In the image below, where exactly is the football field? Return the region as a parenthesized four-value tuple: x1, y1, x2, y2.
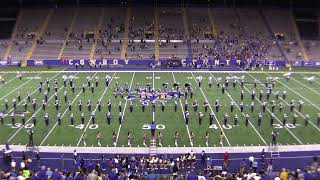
(0, 69, 320, 148)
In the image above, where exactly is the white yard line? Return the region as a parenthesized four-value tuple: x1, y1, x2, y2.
(39, 72, 86, 146)
(239, 73, 303, 145)
(76, 72, 116, 147)
(256, 72, 320, 132)
(114, 72, 135, 147)
(265, 72, 320, 112)
(3, 71, 63, 118)
(0, 75, 19, 88)
(0, 73, 42, 101)
(152, 72, 155, 122)
(7, 73, 74, 142)
(190, 72, 232, 146)
(216, 72, 268, 145)
(171, 72, 193, 147)
(290, 77, 320, 96)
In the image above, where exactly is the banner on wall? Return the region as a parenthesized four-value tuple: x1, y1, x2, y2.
(0, 58, 318, 68)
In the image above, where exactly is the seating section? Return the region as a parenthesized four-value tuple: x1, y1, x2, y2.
(126, 8, 155, 59)
(264, 9, 303, 61)
(2, 7, 319, 62)
(9, 9, 49, 60)
(94, 7, 126, 59)
(31, 8, 75, 60)
(62, 7, 101, 59)
(158, 8, 188, 59)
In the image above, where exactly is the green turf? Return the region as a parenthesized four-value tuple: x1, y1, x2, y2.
(0, 70, 319, 148)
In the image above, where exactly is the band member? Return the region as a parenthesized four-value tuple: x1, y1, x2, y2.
(143, 131, 147, 147)
(258, 113, 262, 127)
(271, 131, 278, 146)
(44, 113, 49, 126)
(250, 102, 254, 113)
(158, 131, 163, 147)
(317, 113, 320, 127)
(209, 112, 214, 125)
(174, 131, 179, 147)
(193, 100, 198, 112)
(83, 132, 87, 146)
(119, 102, 122, 112)
(28, 128, 34, 146)
(70, 113, 74, 125)
(161, 101, 165, 112)
(112, 131, 117, 146)
(198, 112, 203, 125)
(174, 101, 177, 112)
(91, 112, 96, 124)
(118, 112, 122, 124)
(32, 114, 36, 126)
(0, 112, 4, 125)
(96, 131, 101, 147)
(185, 111, 190, 125)
(81, 112, 85, 124)
(230, 101, 234, 113)
(127, 131, 132, 147)
(298, 101, 304, 112)
(305, 114, 309, 126)
(282, 114, 288, 126)
(215, 100, 220, 112)
(190, 131, 194, 147)
(219, 132, 224, 146)
(57, 113, 62, 126)
(205, 131, 209, 147)
(97, 100, 101, 112)
(234, 114, 238, 126)
(290, 100, 295, 112)
(282, 91, 287, 100)
(129, 101, 133, 112)
(270, 113, 275, 126)
(184, 100, 188, 111)
(78, 100, 82, 111)
(240, 102, 244, 112)
(224, 113, 229, 126)
(106, 111, 111, 125)
(203, 101, 209, 112)
(10, 113, 15, 126)
(245, 114, 250, 127)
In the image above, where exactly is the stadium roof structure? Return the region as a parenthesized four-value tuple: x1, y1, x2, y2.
(0, 0, 319, 8)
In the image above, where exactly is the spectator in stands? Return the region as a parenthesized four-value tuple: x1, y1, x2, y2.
(280, 168, 288, 180)
(223, 151, 229, 170)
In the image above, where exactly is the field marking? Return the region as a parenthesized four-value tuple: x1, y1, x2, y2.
(3, 71, 64, 118)
(265, 72, 320, 112)
(298, 72, 320, 86)
(215, 72, 268, 145)
(246, 72, 320, 132)
(0, 74, 20, 88)
(190, 72, 231, 146)
(115, 72, 135, 147)
(152, 72, 155, 122)
(39, 72, 88, 146)
(238, 73, 303, 145)
(0, 73, 42, 101)
(76, 72, 116, 147)
(7, 73, 76, 142)
(259, 72, 320, 132)
(171, 72, 192, 147)
(290, 77, 320, 96)
(2, 70, 320, 74)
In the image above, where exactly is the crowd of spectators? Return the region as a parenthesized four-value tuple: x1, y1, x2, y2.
(1, 148, 319, 180)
